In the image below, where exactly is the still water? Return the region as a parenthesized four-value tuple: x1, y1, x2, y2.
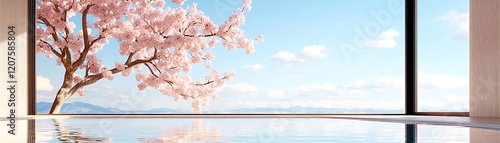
(29, 118, 500, 143)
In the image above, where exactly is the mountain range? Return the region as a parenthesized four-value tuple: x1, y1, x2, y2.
(36, 102, 188, 114)
(36, 102, 402, 114)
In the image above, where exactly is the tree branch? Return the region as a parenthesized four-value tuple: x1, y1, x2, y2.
(144, 63, 160, 78)
(183, 33, 217, 38)
(62, 46, 72, 66)
(62, 4, 73, 41)
(183, 23, 193, 34)
(195, 76, 228, 86)
(69, 48, 158, 95)
(42, 0, 75, 66)
(89, 28, 107, 47)
(40, 40, 63, 58)
(149, 61, 162, 73)
(188, 51, 208, 60)
(39, 18, 61, 43)
(123, 52, 135, 65)
(143, 18, 157, 34)
(72, 4, 94, 69)
(36, 20, 45, 25)
(84, 65, 90, 78)
(49, 0, 61, 12)
(123, 48, 157, 70)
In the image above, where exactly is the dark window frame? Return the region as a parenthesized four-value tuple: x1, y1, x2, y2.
(27, 0, 468, 117)
(411, 0, 469, 117)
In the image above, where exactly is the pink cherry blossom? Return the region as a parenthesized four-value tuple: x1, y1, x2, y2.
(205, 61, 212, 68)
(115, 62, 126, 70)
(101, 67, 114, 80)
(73, 74, 83, 84)
(171, 0, 185, 6)
(242, 0, 252, 12)
(77, 89, 85, 96)
(256, 35, 264, 43)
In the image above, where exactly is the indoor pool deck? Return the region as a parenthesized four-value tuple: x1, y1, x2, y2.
(10, 115, 500, 129)
(331, 115, 500, 130)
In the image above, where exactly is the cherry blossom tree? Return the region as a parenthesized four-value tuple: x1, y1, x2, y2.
(36, 0, 263, 114)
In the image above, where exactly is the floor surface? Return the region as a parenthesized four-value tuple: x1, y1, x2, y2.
(7, 115, 497, 129)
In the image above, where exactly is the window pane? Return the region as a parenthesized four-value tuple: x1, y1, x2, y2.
(36, 0, 405, 114)
(417, 0, 469, 112)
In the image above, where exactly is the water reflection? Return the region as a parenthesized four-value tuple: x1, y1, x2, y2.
(405, 124, 416, 143)
(52, 118, 112, 143)
(137, 119, 221, 143)
(470, 128, 500, 143)
(28, 118, 500, 142)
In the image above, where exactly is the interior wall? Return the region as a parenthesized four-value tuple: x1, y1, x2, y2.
(1, 0, 32, 141)
(0, 0, 29, 119)
(470, 0, 500, 117)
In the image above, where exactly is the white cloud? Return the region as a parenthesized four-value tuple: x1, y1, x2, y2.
(271, 51, 305, 66)
(295, 76, 406, 98)
(104, 85, 112, 89)
(361, 29, 400, 48)
(418, 72, 468, 89)
(353, 73, 466, 90)
(209, 76, 412, 111)
(218, 82, 259, 96)
(242, 64, 265, 71)
(351, 77, 404, 92)
(271, 45, 329, 66)
(267, 89, 286, 99)
(296, 82, 365, 98)
(372, 76, 405, 88)
(36, 94, 55, 102)
(301, 45, 327, 59)
(446, 95, 469, 105)
(228, 99, 403, 110)
(436, 10, 469, 39)
(419, 96, 469, 112)
(37, 76, 54, 91)
(213, 73, 467, 111)
(354, 80, 367, 87)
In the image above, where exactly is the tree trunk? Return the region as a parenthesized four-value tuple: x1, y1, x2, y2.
(48, 91, 68, 114)
(49, 70, 75, 114)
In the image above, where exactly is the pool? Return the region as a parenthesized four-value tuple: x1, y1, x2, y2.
(16, 118, 500, 142)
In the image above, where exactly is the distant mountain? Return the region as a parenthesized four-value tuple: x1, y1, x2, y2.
(36, 102, 189, 114)
(37, 102, 402, 114)
(205, 106, 402, 114)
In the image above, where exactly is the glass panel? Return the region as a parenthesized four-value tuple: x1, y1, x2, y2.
(417, 0, 469, 112)
(35, 0, 405, 114)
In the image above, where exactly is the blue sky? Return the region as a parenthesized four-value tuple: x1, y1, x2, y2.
(36, 0, 469, 113)
(417, 0, 469, 111)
